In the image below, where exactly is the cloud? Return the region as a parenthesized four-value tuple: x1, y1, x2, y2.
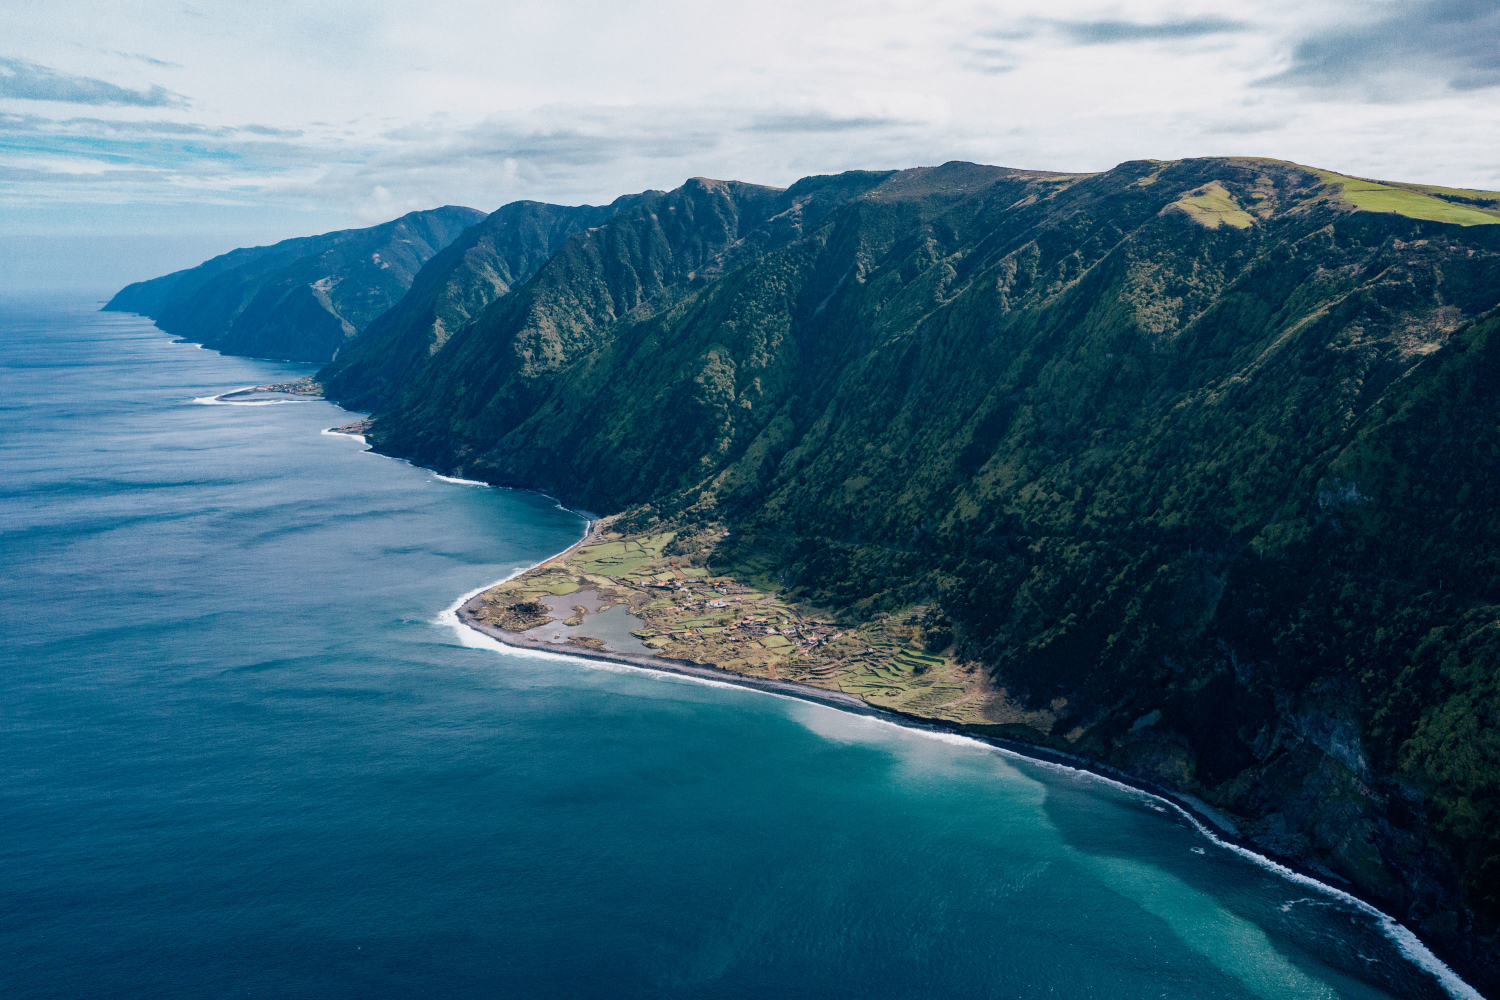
(1203, 117, 1291, 135)
(1052, 16, 1252, 45)
(109, 51, 182, 70)
(242, 124, 303, 137)
(73, 46, 184, 70)
(280, 101, 973, 223)
(957, 14, 1249, 72)
(955, 36, 1019, 75)
(1260, 0, 1500, 94)
(4, 0, 1500, 240)
(0, 113, 299, 138)
(367, 107, 733, 186)
(743, 112, 905, 133)
(0, 112, 334, 214)
(0, 58, 186, 107)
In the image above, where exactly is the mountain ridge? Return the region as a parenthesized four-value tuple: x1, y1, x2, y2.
(104, 205, 487, 361)
(319, 191, 664, 409)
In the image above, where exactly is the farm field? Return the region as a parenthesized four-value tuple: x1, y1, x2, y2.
(470, 520, 1046, 730)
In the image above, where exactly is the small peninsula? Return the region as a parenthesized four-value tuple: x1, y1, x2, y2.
(461, 518, 1021, 726)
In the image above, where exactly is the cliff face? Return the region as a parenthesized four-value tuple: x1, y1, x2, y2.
(355, 171, 895, 464)
(332, 157, 1500, 985)
(104, 206, 486, 361)
(319, 193, 659, 409)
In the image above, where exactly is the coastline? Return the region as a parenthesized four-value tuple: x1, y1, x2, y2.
(459, 598, 874, 713)
(302, 369, 1487, 1000)
(195, 377, 324, 407)
(450, 536, 1487, 1000)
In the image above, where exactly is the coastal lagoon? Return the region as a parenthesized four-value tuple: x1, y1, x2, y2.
(0, 296, 1472, 999)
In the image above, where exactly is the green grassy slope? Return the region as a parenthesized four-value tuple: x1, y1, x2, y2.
(1319, 170, 1500, 226)
(337, 155, 1500, 983)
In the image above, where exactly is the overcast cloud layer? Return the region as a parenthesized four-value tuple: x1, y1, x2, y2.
(3, 0, 1499, 255)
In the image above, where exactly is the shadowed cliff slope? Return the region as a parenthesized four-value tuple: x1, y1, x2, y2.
(104, 206, 485, 361)
(360, 169, 937, 465)
(335, 157, 1500, 985)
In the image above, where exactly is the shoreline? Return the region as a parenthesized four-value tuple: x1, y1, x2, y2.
(460, 598, 876, 713)
(453, 594, 1272, 834)
(451, 544, 1486, 1000)
(195, 378, 323, 407)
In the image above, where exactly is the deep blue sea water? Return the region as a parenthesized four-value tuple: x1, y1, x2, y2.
(0, 296, 1477, 999)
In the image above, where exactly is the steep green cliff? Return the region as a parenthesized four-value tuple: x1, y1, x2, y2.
(104, 206, 486, 361)
(331, 157, 1500, 983)
(320, 193, 657, 409)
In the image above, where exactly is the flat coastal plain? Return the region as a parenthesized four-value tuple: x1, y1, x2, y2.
(460, 520, 1072, 738)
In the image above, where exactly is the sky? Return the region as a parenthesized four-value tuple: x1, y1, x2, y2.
(3, 0, 1498, 290)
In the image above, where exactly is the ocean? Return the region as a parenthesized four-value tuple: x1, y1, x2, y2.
(0, 295, 1475, 999)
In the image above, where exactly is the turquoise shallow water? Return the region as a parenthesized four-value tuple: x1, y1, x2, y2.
(0, 296, 1470, 999)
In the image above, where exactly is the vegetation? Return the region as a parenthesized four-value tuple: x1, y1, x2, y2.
(1171, 181, 1256, 229)
(476, 520, 986, 714)
(1316, 169, 1500, 226)
(320, 193, 655, 408)
(104, 206, 486, 361)
(116, 154, 1500, 982)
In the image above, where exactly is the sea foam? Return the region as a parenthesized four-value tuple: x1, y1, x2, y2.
(320, 427, 369, 447)
(192, 387, 310, 406)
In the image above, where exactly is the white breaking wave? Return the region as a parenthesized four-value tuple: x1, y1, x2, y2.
(320, 427, 369, 447)
(192, 387, 312, 406)
(192, 387, 255, 405)
(1160, 801, 1483, 1000)
(437, 571, 527, 649)
(436, 573, 775, 698)
(942, 738, 1483, 1000)
(433, 473, 489, 487)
